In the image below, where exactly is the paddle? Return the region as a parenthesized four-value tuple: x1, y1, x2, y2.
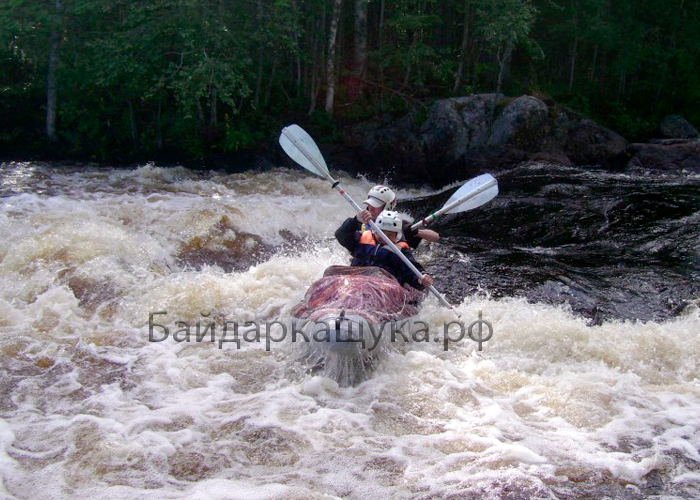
(279, 124, 453, 309)
(411, 174, 498, 231)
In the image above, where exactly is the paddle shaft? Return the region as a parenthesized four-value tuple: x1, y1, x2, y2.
(411, 178, 498, 231)
(281, 128, 453, 309)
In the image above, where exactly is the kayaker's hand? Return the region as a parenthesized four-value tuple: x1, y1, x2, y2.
(358, 210, 372, 224)
(419, 274, 433, 287)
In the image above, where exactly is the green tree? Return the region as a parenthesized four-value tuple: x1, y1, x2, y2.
(475, 0, 539, 119)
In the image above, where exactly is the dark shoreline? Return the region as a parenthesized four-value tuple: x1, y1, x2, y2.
(5, 95, 698, 189)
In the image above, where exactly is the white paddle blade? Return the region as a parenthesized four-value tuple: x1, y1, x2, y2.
(279, 124, 329, 178)
(445, 174, 499, 214)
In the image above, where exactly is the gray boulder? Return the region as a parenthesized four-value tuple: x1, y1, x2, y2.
(456, 93, 501, 149)
(488, 95, 549, 148)
(565, 117, 628, 166)
(659, 114, 699, 139)
(418, 93, 504, 163)
(418, 97, 469, 164)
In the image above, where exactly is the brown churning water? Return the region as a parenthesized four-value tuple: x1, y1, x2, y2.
(0, 162, 699, 499)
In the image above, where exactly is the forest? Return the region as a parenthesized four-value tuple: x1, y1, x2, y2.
(1, 0, 698, 162)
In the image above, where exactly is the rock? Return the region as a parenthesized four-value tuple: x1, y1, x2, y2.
(319, 143, 364, 176)
(659, 114, 699, 139)
(625, 140, 700, 172)
(565, 117, 628, 166)
(417, 94, 516, 184)
(459, 145, 529, 176)
(649, 138, 698, 145)
(340, 94, 630, 185)
(418, 97, 470, 164)
(456, 94, 502, 149)
(531, 150, 573, 165)
(343, 113, 423, 181)
(418, 94, 505, 162)
(488, 95, 549, 148)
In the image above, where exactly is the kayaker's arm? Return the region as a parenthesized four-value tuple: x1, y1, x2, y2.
(402, 220, 440, 249)
(416, 228, 440, 242)
(335, 216, 362, 253)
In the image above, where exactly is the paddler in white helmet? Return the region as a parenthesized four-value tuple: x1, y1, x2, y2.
(350, 210, 434, 290)
(335, 184, 439, 253)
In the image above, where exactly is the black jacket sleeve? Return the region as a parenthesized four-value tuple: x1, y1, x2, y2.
(397, 248, 426, 289)
(402, 220, 422, 249)
(335, 216, 362, 253)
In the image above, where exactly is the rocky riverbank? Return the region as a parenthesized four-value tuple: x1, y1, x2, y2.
(316, 94, 700, 186)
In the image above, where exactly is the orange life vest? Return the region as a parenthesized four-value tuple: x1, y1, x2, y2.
(358, 230, 409, 249)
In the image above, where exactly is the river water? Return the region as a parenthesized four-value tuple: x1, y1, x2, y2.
(0, 161, 699, 499)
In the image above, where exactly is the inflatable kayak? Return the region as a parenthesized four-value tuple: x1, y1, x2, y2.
(290, 265, 424, 386)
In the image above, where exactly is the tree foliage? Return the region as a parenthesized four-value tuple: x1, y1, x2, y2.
(0, 0, 698, 159)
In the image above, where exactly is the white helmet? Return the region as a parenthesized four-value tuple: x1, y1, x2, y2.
(363, 185, 396, 210)
(374, 210, 403, 238)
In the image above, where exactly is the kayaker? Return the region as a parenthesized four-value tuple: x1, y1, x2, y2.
(335, 185, 440, 253)
(351, 210, 434, 290)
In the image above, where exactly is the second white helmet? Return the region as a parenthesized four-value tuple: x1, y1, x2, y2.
(374, 210, 403, 237)
(364, 185, 396, 210)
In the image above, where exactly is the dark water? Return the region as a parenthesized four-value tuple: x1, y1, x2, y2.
(404, 163, 700, 324)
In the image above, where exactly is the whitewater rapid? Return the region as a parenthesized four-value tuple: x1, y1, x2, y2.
(0, 163, 699, 499)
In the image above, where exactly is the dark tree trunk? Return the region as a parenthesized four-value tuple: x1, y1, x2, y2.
(569, 37, 578, 90)
(46, 0, 60, 142)
(127, 99, 139, 150)
(209, 86, 218, 142)
(353, 0, 368, 77)
(453, 0, 470, 94)
(325, 0, 343, 114)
